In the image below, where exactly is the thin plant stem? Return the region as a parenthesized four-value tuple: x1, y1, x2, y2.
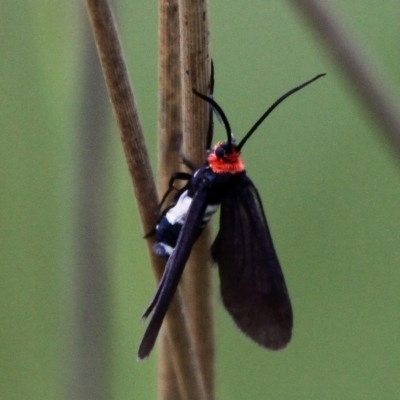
(157, 0, 184, 398)
(288, 0, 400, 160)
(179, 0, 214, 398)
(84, 0, 207, 398)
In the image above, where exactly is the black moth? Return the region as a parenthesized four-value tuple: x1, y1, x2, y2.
(138, 73, 325, 359)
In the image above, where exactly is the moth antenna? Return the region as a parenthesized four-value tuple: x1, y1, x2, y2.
(193, 89, 233, 150)
(237, 73, 326, 151)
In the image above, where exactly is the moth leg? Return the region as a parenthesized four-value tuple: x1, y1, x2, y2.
(144, 172, 192, 238)
(158, 172, 192, 210)
(179, 152, 197, 172)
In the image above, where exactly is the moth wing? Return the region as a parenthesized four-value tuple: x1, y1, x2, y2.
(138, 179, 210, 359)
(211, 175, 293, 350)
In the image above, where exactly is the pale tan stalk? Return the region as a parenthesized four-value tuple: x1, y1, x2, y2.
(178, 0, 214, 398)
(84, 1, 207, 398)
(289, 0, 400, 158)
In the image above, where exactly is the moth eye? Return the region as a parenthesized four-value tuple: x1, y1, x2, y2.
(215, 147, 225, 158)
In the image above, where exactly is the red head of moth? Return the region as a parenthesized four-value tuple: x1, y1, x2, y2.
(208, 141, 245, 174)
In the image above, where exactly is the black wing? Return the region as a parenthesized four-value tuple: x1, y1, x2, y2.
(138, 179, 210, 359)
(211, 174, 292, 350)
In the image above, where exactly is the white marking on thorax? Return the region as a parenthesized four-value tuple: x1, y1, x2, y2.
(165, 190, 193, 225)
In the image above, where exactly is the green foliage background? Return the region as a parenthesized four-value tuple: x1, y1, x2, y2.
(1, 1, 400, 399)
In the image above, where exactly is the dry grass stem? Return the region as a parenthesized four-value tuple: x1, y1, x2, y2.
(179, 0, 214, 398)
(84, 0, 207, 398)
(289, 0, 400, 159)
(158, 0, 183, 394)
(157, 0, 196, 398)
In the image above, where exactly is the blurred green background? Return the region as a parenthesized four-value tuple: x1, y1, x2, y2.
(1, 1, 400, 399)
